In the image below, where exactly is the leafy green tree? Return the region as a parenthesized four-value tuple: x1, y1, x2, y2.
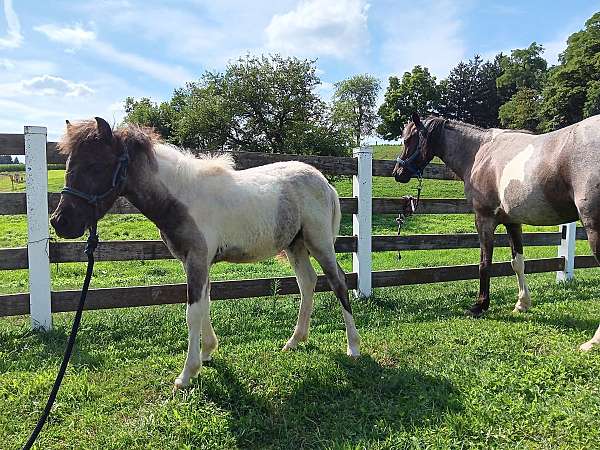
(332, 74, 381, 146)
(439, 55, 503, 127)
(124, 97, 175, 141)
(496, 43, 547, 94)
(377, 66, 440, 140)
(539, 12, 600, 130)
(124, 55, 351, 156)
(498, 87, 542, 130)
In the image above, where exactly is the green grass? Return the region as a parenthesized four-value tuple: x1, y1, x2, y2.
(1, 147, 599, 448)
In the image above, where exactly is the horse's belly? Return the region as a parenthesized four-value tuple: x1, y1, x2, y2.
(500, 184, 575, 225)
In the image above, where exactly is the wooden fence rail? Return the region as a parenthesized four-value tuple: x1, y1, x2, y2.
(0, 134, 458, 179)
(0, 257, 568, 317)
(0, 231, 589, 270)
(0, 193, 474, 215)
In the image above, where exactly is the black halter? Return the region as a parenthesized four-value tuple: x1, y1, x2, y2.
(61, 147, 130, 206)
(396, 122, 428, 178)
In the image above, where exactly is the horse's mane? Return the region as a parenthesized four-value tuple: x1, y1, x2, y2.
(58, 121, 159, 162)
(58, 121, 234, 171)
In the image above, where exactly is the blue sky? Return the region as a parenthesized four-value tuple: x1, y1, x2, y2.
(0, 0, 597, 140)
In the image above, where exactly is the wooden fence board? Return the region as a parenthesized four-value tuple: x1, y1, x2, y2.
(2, 133, 461, 179)
(0, 232, 570, 270)
(0, 257, 566, 317)
(574, 255, 597, 269)
(371, 257, 564, 288)
(0, 194, 476, 215)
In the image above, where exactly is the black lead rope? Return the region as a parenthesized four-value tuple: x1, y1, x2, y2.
(396, 176, 423, 260)
(23, 224, 99, 450)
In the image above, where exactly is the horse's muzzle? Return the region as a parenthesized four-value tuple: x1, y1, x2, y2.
(50, 202, 88, 239)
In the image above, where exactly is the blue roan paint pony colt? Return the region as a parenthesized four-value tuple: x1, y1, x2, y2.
(50, 117, 361, 389)
(394, 112, 600, 352)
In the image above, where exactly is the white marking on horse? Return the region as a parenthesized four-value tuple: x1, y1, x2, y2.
(499, 144, 535, 208)
(511, 253, 531, 312)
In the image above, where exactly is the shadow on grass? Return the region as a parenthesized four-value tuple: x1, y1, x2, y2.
(201, 354, 460, 448)
(0, 325, 106, 372)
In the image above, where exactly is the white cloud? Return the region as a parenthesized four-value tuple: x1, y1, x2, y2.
(376, 0, 466, 79)
(4, 75, 95, 97)
(33, 24, 96, 49)
(35, 23, 192, 85)
(265, 0, 370, 59)
(0, 0, 23, 49)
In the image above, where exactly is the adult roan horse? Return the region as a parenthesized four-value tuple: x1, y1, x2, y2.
(394, 112, 600, 352)
(50, 117, 360, 389)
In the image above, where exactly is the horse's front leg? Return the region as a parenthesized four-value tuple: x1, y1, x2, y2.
(467, 214, 497, 317)
(174, 255, 211, 390)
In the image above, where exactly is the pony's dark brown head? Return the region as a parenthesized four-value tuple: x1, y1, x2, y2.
(50, 117, 125, 238)
(393, 112, 443, 183)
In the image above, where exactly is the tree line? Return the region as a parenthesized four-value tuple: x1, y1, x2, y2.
(125, 11, 600, 155)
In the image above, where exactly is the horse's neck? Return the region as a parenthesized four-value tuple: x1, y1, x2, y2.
(123, 147, 187, 232)
(435, 123, 488, 181)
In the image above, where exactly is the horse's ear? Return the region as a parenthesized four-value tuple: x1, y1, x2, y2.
(411, 112, 421, 127)
(65, 120, 72, 132)
(95, 117, 113, 143)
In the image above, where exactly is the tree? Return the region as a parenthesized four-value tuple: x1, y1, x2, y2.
(498, 87, 542, 130)
(439, 55, 504, 128)
(124, 97, 175, 141)
(496, 43, 547, 94)
(539, 12, 600, 131)
(0, 155, 14, 164)
(377, 66, 440, 140)
(331, 74, 380, 146)
(124, 55, 351, 156)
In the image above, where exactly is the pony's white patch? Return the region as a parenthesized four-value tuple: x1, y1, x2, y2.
(491, 129, 503, 141)
(499, 144, 536, 207)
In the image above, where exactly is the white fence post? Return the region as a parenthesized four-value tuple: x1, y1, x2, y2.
(557, 222, 576, 282)
(25, 126, 52, 330)
(352, 145, 372, 298)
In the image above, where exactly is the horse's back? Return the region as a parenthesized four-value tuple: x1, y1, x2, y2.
(471, 117, 600, 225)
(204, 160, 338, 262)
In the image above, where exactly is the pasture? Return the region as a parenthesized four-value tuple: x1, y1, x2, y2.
(1, 146, 599, 448)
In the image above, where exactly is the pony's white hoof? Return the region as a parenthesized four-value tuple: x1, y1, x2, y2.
(201, 353, 212, 362)
(512, 302, 530, 313)
(347, 347, 360, 358)
(282, 339, 298, 351)
(579, 340, 597, 352)
(173, 377, 188, 392)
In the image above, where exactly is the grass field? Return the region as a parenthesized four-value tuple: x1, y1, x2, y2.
(1, 147, 599, 449)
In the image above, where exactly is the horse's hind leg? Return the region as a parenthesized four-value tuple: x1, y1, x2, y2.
(304, 239, 360, 357)
(578, 223, 600, 351)
(283, 240, 317, 351)
(506, 223, 532, 313)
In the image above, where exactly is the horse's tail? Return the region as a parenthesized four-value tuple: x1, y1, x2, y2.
(329, 185, 342, 244)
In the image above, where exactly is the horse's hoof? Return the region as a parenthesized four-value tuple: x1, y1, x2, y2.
(282, 340, 297, 351)
(347, 347, 360, 358)
(579, 341, 596, 352)
(173, 379, 186, 393)
(465, 304, 487, 318)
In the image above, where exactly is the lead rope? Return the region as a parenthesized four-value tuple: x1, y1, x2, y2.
(23, 223, 99, 450)
(396, 176, 423, 260)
